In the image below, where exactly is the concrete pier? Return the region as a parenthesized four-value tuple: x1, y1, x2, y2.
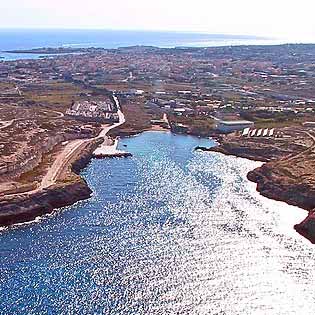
(93, 94, 131, 158)
(93, 139, 132, 158)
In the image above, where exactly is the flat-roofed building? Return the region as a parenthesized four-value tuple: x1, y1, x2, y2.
(263, 128, 269, 137)
(303, 122, 315, 127)
(216, 120, 254, 133)
(242, 127, 250, 136)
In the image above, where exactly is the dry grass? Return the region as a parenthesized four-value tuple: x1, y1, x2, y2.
(170, 115, 216, 136)
(23, 82, 91, 111)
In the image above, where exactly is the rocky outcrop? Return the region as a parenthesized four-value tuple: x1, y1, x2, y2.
(294, 212, 315, 244)
(0, 138, 102, 227)
(247, 164, 315, 210)
(203, 141, 301, 163)
(0, 133, 92, 183)
(0, 181, 92, 226)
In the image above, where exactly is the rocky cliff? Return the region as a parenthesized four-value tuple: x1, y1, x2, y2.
(0, 181, 92, 226)
(200, 131, 315, 244)
(247, 164, 315, 210)
(294, 212, 315, 244)
(0, 138, 102, 227)
(247, 161, 315, 244)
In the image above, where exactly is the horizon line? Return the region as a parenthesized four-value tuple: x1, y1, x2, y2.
(0, 27, 274, 40)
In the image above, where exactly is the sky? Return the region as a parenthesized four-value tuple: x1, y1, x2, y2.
(1, 0, 315, 41)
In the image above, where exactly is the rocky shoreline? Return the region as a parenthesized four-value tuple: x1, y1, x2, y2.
(0, 139, 100, 228)
(246, 164, 315, 211)
(199, 142, 315, 209)
(0, 127, 190, 228)
(0, 125, 149, 228)
(0, 181, 92, 226)
(3, 127, 315, 245)
(247, 163, 315, 244)
(197, 136, 315, 244)
(294, 212, 315, 244)
(195, 145, 269, 162)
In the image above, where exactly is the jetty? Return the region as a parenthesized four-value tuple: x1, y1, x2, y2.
(93, 139, 132, 158)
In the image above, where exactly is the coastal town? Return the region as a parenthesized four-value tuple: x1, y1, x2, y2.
(1, 44, 315, 241)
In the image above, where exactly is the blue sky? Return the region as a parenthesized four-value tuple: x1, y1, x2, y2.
(1, 0, 315, 41)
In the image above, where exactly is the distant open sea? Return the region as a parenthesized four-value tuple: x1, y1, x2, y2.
(0, 29, 286, 61)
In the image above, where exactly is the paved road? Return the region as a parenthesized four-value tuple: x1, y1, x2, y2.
(41, 94, 125, 189)
(97, 95, 125, 138)
(40, 139, 85, 188)
(5, 94, 125, 196)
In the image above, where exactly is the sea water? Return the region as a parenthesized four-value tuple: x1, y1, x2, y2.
(0, 132, 314, 315)
(0, 29, 284, 61)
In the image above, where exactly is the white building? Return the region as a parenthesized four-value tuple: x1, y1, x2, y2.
(216, 120, 254, 133)
(263, 128, 269, 137)
(242, 127, 250, 136)
(129, 89, 144, 96)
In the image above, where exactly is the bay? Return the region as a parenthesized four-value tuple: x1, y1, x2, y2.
(0, 131, 313, 315)
(0, 29, 283, 61)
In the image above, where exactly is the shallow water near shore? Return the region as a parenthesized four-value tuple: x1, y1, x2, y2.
(0, 131, 314, 314)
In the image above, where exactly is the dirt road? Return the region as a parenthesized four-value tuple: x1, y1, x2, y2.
(4, 94, 125, 196)
(41, 94, 125, 189)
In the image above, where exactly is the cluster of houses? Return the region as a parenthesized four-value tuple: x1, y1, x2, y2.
(66, 100, 119, 123)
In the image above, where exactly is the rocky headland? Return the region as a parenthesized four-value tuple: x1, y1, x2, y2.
(199, 128, 315, 243)
(0, 181, 92, 226)
(0, 139, 101, 227)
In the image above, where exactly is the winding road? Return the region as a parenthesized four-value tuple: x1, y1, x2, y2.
(41, 94, 125, 189)
(6, 94, 125, 196)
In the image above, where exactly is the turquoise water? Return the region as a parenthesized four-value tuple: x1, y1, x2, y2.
(0, 132, 314, 314)
(0, 29, 282, 61)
